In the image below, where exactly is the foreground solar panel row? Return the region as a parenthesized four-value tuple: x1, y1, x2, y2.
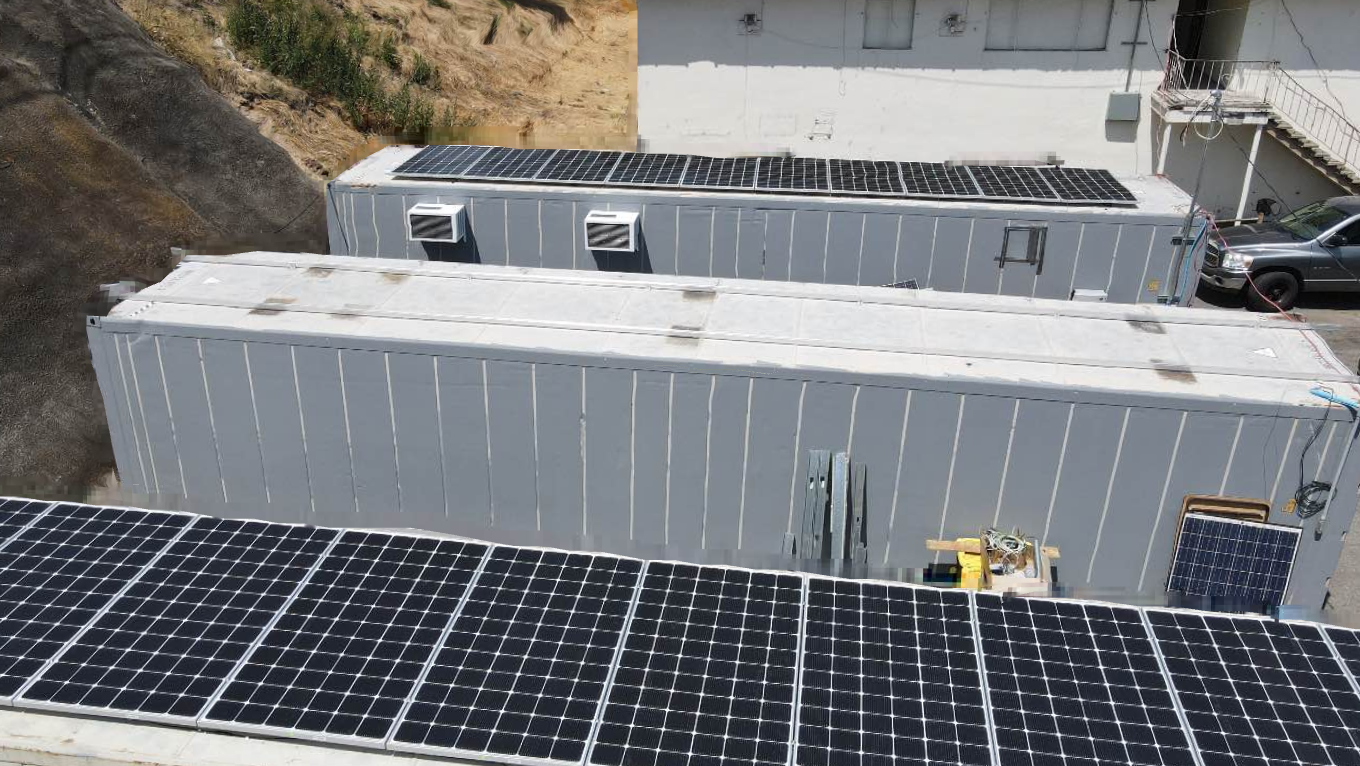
(392, 145, 1138, 206)
(1, 497, 1359, 766)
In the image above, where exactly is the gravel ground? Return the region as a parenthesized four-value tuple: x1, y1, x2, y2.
(1195, 284, 1360, 625)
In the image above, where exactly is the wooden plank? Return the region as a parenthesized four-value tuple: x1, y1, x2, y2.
(830, 452, 849, 561)
(800, 450, 831, 559)
(850, 462, 867, 563)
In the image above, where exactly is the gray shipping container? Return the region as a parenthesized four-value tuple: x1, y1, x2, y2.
(328, 146, 1198, 304)
(88, 253, 1360, 608)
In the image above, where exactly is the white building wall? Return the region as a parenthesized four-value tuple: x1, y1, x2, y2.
(638, 0, 1176, 173)
(1230, 0, 1360, 117)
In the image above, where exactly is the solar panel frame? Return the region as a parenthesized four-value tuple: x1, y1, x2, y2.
(898, 162, 982, 198)
(535, 150, 627, 185)
(796, 576, 993, 766)
(0, 505, 197, 703)
(388, 546, 644, 766)
(1038, 167, 1137, 205)
(680, 156, 761, 191)
(199, 531, 490, 749)
(755, 157, 831, 193)
(587, 562, 805, 766)
(1166, 513, 1300, 610)
(825, 159, 905, 196)
(393, 145, 497, 178)
(967, 165, 1062, 202)
(1147, 608, 1360, 766)
(977, 594, 1199, 766)
(14, 519, 342, 727)
(0, 497, 56, 551)
(607, 153, 692, 187)
(460, 148, 561, 181)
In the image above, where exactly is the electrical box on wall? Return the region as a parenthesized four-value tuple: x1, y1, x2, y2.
(406, 203, 466, 243)
(1107, 92, 1142, 122)
(584, 211, 639, 252)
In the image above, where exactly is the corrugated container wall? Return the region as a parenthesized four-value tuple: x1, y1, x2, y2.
(328, 147, 1198, 304)
(88, 254, 1360, 609)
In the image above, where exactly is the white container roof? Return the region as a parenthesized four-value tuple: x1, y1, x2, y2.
(110, 253, 1358, 409)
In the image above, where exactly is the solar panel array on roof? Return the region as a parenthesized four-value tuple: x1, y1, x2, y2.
(5, 497, 1360, 766)
(1167, 514, 1301, 610)
(391, 146, 1137, 206)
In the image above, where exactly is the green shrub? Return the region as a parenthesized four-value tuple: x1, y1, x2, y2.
(227, 0, 438, 136)
(410, 52, 440, 88)
(428, 0, 451, 8)
(378, 33, 400, 70)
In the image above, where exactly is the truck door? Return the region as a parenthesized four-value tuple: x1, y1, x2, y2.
(1312, 216, 1360, 292)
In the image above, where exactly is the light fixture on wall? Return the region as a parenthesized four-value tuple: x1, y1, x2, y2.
(939, 11, 967, 36)
(739, 12, 762, 35)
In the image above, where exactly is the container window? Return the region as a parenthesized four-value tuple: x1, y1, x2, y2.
(998, 225, 1047, 273)
(985, 0, 1113, 51)
(863, 0, 915, 50)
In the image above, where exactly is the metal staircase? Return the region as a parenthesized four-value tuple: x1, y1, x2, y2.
(1155, 53, 1360, 195)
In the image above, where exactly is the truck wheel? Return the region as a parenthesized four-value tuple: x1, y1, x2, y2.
(1246, 271, 1300, 312)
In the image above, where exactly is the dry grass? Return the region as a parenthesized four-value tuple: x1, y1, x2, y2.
(117, 0, 635, 179)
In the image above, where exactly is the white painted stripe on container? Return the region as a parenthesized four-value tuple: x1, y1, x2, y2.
(1269, 420, 1300, 508)
(1219, 415, 1246, 495)
(241, 343, 271, 504)
(432, 357, 449, 519)
(481, 359, 496, 525)
(1067, 224, 1088, 299)
(571, 201, 579, 271)
(881, 390, 913, 566)
(855, 214, 868, 286)
(153, 337, 190, 498)
(1315, 421, 1342, 482)
(114, 335, 150, 492)
(370, 194, 380, 257)
(933, 395, 968, 564)
(925, 217, 939, 287)
(845, 386, 862, 456)
(708, 207, 717, 277)
(384, 354, 404, 514)
(336, 350, 360, 515)
(890, 215, 904, 284)
(503, 199, 511, 265)
(197, 339, 229, 503)
(819, 211, 832, 283)
(1102, 225, 1125, 294)
(579, 367, 589, 535)
(1041, 403, 1077, 542)
(1134, 225, 1160, 304)
(1138, 411, 1187, 591)
(537, 200, 544, 267)
(784, 382, 809, 537)
(399, 194, 409, 259)
(673, 207, 681, 275)
(289, 346, 317, 518)
(663, 373, 675, 545)
(1086, 408, 1132, 583)
(700, 375, 716, 550)
(992, 400, 1022, 526)
(786, 212, 797, 281)
(959, 220, 976, 292)
(736, 378, 755, 547)
(530, 363, 542, 531)
(629, 371, 638, 540)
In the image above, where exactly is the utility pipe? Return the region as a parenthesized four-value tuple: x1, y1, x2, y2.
(1309, 387, 1360, 539)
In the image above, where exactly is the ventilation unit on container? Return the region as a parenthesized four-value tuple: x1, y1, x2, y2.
(584, 211, 639, 252)
(406, 203, 466, 243)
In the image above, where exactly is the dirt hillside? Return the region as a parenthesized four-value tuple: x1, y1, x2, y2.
(119, 0, 637, 179)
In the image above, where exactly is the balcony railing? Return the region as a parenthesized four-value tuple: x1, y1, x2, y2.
(1159, 51, 1360, 177)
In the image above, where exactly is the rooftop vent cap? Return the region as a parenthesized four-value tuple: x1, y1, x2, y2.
(584, 211, 640, 253)
(407, 203, 466, 243)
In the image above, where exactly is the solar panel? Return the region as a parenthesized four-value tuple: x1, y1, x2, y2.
(1167, 514, 1300, 610)
(681, 156, 760, 190)
(969, 165, 1060, 200)
(826, 159, 904, 195)
(1324, 626, 1360, 682)
(391, 547, 642, 763)
(1148, 610, 1360, 766)
(392, 145, 495, 177)
(1039, 167, 1137, 204)
(609, 153, 690, 186)
(798, 578, 990, 766)
(462, 147, 559, 180)
(588, 563, 803, 766)
(0, 498, 51, 548)
(898, 162, 981, 197)
(201, 532, 487, 745)
(17, 519, 339, 723)
(756, 157, 830, 192)
(977, 595, 1196, 766)
(0, 504, 192, 700)
(537, 150, 626, 184)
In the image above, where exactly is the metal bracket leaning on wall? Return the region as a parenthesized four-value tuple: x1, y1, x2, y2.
(784, 450, 868, 566)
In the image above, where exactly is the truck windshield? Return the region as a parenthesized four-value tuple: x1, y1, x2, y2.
(1277, 201, 1349, 240)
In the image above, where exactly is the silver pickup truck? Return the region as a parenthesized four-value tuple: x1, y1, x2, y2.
(1199, 196, 1360, 311)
